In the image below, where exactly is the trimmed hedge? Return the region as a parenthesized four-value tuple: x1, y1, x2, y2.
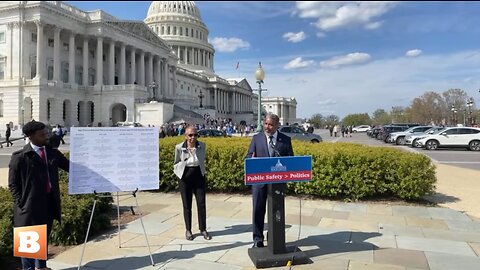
(160, 137, 436, 201)
(0, 170, 113, 263)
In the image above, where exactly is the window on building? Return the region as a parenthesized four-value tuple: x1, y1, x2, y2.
(31, 33, 37, 42)
(76, 46, 82, 56)
(48, 38, 54, 47)
(47, 59, 53, 80)
(0, 31, 5, 43)
(63, 101, 66, 121)
(30, 55, 36, 79)
(179, 27, 183, 35)
(90, 102, 95, 123)
(62, 62, 68, 83)
(196, 30, 198, 39)
(185, 28, 188, 36)
(88, 68, 95, 85)
(0, 57, 5, 80)
(167, 26, 171, 35)
(161, 26, 164, 35)
(191, 29, 194, 37)
(75, 66, 82, 85)
(47, 100, 51, 121)
(63, 42, 69, 51)
(89, 50, 95, 59)
(173, 26, 176, 35)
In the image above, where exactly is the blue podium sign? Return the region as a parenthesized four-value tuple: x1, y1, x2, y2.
(244, 156, 312, 185)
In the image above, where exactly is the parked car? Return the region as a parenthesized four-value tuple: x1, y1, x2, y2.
(197, 129, 224, 137)
(113, 122, 143, 127)
(377, 125, 409, 142)
(352, 125, 371, 133)
(405, 127, 446, 147)
(417, 127, 480, 151)
(278, 126, 322, 143)
(388, 126, 434, 145)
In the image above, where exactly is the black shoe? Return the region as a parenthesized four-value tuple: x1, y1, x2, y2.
(252, 241, 264, 248)
(185, 230, 194, 241)
(201, 230, 211, 240)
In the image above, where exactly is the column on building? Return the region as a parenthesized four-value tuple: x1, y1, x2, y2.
(282, 102, 287, 124)
(214, 88, 218, 111)
(95, 37, 103, 87)
(119, 43, 126, 84)
(177, 47, 181, 64)
(82, 38, 89, 86)
(108, 40, 115, 85)
(53, 27, 61, 81)
(171, 65, 177, 97)
(6, 23, 12, 79)
(139, 51, 145, 86)
(202, 50, 205, 67)
(68, 32, 75, 84)
(206, 52, 210, 68)
(35, 21, 45, 80)
(130, 48, 136, 84)
(148, 53, 154, 85)
(184, 46, 188, 65)
(232, 92, 236, 114)
(161, 59, 167, 97)
(155, 55, 163, 98)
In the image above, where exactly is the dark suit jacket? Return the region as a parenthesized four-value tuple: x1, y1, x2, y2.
(9, 144, 69, 227)
(246, 131, 294, 158)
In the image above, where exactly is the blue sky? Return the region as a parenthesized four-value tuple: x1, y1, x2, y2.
(68, 1, 480, 119)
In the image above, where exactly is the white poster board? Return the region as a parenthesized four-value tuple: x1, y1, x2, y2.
(68, 127, 160, 194)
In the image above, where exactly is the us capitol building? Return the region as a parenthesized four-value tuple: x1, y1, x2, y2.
(0, 1, 298, 128)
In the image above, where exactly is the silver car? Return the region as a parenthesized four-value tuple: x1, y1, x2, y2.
(278, 126, 322, 143)
(405, 127, 446, 147)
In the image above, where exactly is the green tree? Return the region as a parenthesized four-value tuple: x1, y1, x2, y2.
(372, 109, 391, 125)
(308, 113, 324, 128)
(342, 113, 371, 127)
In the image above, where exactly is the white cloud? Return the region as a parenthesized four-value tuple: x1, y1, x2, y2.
(282, 31, 307, 43)
(316, 32, 326, 38)
(294, 2, 397, 31)
(317, 98, 337, 106)
(320, 52, 371, 68)
(263, 49, 480, 119)
(405, 49, 422, 57)
(284, 57, 315, 70)
(210, 37, 250, 52)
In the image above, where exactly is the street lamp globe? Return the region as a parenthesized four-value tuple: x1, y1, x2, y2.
(255, 62, 265, 83)
(255, 62, 265, 132)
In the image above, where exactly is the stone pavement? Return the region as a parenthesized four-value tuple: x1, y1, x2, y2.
(1, 134, 479, 269)
(45, 192, 480, 270)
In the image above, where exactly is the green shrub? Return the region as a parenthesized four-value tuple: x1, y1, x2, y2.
(50, 180, 113, 245)
(0, 188, 13, 262)
(160, 137, 436, 200)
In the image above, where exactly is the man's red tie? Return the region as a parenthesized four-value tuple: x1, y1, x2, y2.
(39, 148, 51, 193)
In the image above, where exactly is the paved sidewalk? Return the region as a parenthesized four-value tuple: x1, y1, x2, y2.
(45, 192, 480, 270)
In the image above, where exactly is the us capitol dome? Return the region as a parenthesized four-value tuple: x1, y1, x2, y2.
(144, 1, 215, 74)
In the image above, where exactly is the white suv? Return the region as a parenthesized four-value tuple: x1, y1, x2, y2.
(352, 125, 371, 133)
(417, 127, 480, 151)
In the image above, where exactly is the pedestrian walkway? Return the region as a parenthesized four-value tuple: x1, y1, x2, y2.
(47, 192, 480, 270)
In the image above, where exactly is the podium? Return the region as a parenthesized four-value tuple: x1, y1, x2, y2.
(245, 156, 313, 268)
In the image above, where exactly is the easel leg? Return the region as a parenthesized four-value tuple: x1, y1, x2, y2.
(133, 192, 155, 266)
(78, 199, 97, 270)
(117, 192, 121, 248)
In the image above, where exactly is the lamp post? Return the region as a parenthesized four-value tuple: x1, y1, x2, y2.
(148, 81, 158, 102)
(255, 62, 266, 132)
(198, 90, 205, 109)
(467, 98, 474, 126)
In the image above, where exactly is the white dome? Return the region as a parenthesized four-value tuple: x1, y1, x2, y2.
(146, 1, 202, 21)
(145, 1, 215, 74)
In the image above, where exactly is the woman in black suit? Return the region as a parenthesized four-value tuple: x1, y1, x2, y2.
(174, 125, 211, 241)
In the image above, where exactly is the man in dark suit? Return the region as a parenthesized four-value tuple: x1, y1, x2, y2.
(5, 123, 13, 147)
(9, 121, 69, 270)
(246, 113, 294, 248)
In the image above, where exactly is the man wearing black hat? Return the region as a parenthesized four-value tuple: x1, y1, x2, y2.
(8, 121, 69, 270)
